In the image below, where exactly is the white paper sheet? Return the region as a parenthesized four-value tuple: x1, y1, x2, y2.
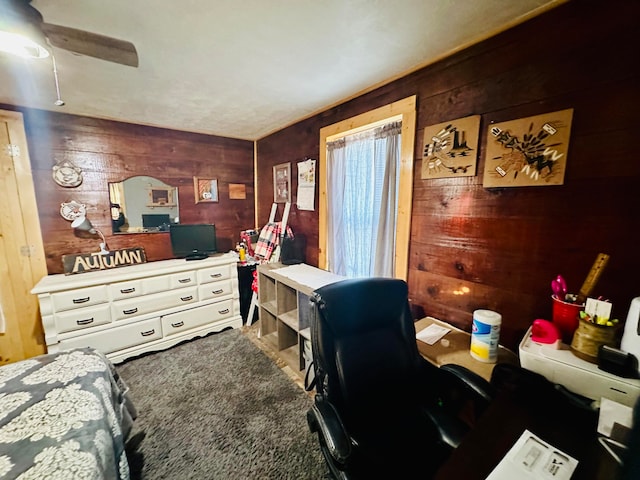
(597, 397, 633, 439)
(416, 323, 450, 345)
(296, 159, 316, 211)
(486, 430, 578, 480)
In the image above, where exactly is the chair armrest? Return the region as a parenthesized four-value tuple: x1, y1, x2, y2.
(307, 398, 352, 464)
(440, 363, 494, 405)
(423, 406, 470, 449)
(419, 362, 495, 448)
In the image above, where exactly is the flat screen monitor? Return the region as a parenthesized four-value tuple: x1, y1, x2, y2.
(169, 224, 217, 260)
(142, 214, 171, 228)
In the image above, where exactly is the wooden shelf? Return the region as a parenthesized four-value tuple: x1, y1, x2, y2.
(299, 327, 311, 340)
(259, 307, 277, 336)
(262, 300, 277, 316)
(261, 331, 278, 351)
(257, 263, 344, 380)
(280, 311, 299, 331)
(280, 345, 300, 371)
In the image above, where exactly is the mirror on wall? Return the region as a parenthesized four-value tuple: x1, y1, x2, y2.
(108, 176, 179, 234)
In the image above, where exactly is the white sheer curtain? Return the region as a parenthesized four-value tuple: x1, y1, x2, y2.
(326, 121, 401, 278)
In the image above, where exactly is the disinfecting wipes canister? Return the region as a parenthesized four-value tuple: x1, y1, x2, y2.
(470, 309, 502, 363)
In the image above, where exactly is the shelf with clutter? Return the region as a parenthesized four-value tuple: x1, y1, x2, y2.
(521, 252, 640, 407)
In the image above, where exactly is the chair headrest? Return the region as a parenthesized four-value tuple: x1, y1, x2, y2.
(312, 278, 410, 336)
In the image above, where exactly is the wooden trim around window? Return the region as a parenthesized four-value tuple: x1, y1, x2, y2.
(318, 95, 416, 280)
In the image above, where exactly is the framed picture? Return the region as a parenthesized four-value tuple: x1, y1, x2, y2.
(194, 177, 219, 203)
(147, 186, 176, 206)
(273, 162, 291, 203)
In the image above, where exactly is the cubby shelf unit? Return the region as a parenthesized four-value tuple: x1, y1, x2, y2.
(257, 263, 344, 378)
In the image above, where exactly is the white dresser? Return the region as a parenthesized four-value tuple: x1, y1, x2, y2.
(31, 252, 242, 363)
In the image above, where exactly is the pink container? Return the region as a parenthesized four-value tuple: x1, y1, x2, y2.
(551, 295, 585, 344)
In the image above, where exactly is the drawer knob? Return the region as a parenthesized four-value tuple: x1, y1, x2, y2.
(218, 308, 230, 314)
(180, 295, 194, 302)
(140, 329, 155, 337)
(178, 278, 192, 284)
(120, 288, 136, 294)
(210, 273, 222, 278)
(73, 297, 90, 304)
(123, 308, 138, 315)
(171, 321, 184, 328)
(212, 289, 223, 294)
(76, 318, 94, 325)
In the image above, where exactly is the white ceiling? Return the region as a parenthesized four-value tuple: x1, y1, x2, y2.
(0, 0, 564, 140)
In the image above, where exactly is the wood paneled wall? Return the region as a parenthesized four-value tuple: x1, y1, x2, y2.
(7, 108, 255, 274)
(256, 0, 640, 350)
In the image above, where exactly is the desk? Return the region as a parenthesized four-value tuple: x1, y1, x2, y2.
(434, 381, 621, 480)
(417, 317, 622, 479)
(415, 316, 519, 381)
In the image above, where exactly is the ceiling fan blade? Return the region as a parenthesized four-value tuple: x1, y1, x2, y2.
(41, 22, 139, 67)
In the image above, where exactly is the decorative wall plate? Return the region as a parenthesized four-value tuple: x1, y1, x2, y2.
(60, 201, 87, 221)
(52, 159, 83, 187)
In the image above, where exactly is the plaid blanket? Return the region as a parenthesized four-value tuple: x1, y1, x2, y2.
(253, 222, 293, 261)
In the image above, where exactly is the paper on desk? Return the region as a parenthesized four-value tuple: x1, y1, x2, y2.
(486, 430, 577, 480)
(416, 324, 450, 345)
(598, 397, 633, 441)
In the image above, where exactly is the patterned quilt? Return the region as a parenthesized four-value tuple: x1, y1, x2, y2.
(0, 348, 136, 479)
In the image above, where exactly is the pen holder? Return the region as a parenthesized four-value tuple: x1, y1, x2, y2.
(551, 295, 584, 344)
(570, 317, 619, 363)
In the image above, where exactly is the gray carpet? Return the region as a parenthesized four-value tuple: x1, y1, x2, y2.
(116, 329, 330, 479)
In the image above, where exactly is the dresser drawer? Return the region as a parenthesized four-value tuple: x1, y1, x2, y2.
(56, 304, 111, 334)
(162, 300, 233, 336)
(58, 318, 162, 355)
(109, 279, 143, 300)
(170, 271, 196, 289)
(111, 286, 198, 321)
(142, 275, 171, 295)
(198, 280, 232, 301)
(51, 285, 109, 312)
(197, 265, 230, 284)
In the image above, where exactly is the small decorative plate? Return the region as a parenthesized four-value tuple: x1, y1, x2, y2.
(52, 160, 83, 187)
(60, 201, 87, 221)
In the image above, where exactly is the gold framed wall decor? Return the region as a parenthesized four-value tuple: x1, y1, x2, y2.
(273, 162, 291, 203)
(483, 108, 574, 188)
(194, 177, 219, 203)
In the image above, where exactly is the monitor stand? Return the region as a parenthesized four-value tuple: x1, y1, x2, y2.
(185, 252, 209, 261)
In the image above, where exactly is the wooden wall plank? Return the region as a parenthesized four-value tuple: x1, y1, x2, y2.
(256, 0, 640, 350)
(2, 107, 255, 274)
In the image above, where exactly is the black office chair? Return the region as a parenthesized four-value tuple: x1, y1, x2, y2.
(306, 278, 494, 479)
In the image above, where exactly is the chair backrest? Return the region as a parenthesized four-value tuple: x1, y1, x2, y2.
(310, 278, 424, 427)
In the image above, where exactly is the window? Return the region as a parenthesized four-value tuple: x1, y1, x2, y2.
(319, 96, 416, 279)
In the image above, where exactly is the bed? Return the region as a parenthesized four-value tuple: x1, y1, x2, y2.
(0, 348, 136, 479)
